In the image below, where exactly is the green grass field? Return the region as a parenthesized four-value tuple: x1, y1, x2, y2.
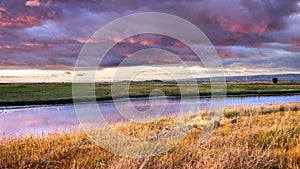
(0, 82, 300, 106)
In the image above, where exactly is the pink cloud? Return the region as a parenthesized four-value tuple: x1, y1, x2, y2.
(25, 0, 41, 7)
(0, 0, 299, 70)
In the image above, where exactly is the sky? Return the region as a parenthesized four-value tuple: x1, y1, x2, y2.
(0, 0, 300, 82)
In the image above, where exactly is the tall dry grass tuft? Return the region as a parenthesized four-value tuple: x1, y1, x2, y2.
(0, 102, 300, 168)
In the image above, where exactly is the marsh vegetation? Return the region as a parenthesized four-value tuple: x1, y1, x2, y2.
(1, 103, 299, 168)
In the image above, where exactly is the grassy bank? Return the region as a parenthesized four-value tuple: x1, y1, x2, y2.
(0, 82, 300, 106)
(1, 103, 300, 168)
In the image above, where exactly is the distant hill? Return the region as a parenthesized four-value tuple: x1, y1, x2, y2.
(195, 74, 300, 82)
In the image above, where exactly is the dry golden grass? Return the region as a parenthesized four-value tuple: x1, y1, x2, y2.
(0, 103, 300, 169)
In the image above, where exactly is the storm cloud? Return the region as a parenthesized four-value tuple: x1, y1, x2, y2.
(0, 0, 299, 72)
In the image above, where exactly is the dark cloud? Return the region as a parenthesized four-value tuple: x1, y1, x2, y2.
(0, 0, 299, 71)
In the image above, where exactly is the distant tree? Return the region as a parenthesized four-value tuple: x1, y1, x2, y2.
(272, 77, 278, 84)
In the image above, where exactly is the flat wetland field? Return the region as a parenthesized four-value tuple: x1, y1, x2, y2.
(0, 82, 300, 106)
(0, 103, 299, 168)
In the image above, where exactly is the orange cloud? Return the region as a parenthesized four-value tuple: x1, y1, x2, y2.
(21, 42, 45, 47)
(0, 15, 40, 28)
(25, 0, 41, 7)
(220, 19, 267, 35)
(140, 39, 155, 46)
(76, 38, 88, 44)
(218, 51, 243, 59)
(0, 45, 13, 49)
(125, 37, 155, 46)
